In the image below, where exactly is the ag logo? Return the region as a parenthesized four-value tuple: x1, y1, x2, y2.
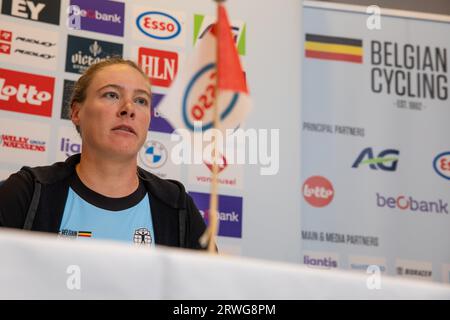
(183, 63, 238, 131)
(433, 151, 450, 180)
(352, 148, 399, 171)
(139, 140, 168, 169)
(136, 11, 181, 40)
(133, 228, 152, 246)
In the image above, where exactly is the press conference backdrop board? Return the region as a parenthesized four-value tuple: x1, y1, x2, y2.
(0, 0, 302, 262)
(301, 2, 450, 283)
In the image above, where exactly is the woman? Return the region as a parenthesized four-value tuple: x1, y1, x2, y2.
(0, 58, 207, 250)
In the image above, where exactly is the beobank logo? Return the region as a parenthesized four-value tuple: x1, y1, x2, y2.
(376, 193, 448, 214)
(0, 68, 54, 117)
(433, 152, 450, 181)
(302, 176, 334, 208)
(136, 11, 181, 40)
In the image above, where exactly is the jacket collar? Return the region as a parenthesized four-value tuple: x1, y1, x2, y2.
(22, 153, 183, 209)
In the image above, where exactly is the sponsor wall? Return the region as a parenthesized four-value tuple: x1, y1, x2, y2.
(301, 3, 450, 283)
(0, 0, 302, 261)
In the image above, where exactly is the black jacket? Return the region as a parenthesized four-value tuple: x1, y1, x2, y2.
(0, 154, 207, 250)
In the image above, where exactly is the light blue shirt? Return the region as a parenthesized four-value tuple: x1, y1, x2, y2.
(59, 177, 155, 247)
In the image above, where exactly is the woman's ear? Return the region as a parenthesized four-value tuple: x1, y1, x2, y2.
(71, 102, 81, 126)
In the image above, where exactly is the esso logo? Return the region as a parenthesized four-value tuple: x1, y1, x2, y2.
(302, 176, 334, 208)
(183, 63, 238, 131)
(136, 11, 181, 40)
(433, 152, 450, 180)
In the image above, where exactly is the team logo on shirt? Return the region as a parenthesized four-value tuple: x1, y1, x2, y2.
(133, 227, 152, 246)
(58, 229, 92, 238)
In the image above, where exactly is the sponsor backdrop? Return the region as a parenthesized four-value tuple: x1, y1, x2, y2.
(301, 4, 450, 283)
(0, 0, 302, 262)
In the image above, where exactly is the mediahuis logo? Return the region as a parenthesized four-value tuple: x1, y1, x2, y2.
(0, 134, 46, 152)
(189, 192, 243, 238)
(376, 193, 448, 215)
(65, 35, 123, 74)
(138, 47, 178, 88)
(305, 33, 363, 63)
(370, 39, 448, 109)
(1, 0, 60, 25)
(69, 0, 124, 37)
(302, 176, 334, 208)
(433, 151, 450, 181)
(134, 7, 185, 47)
(0, 68, 54, 117)
(139, 140, 168, 170)
(193, 14, 246, 55)
(352, 147, 399, 171)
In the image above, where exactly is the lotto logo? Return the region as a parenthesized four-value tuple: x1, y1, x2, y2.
(0, 68, 54, 117)
(302, 176, 334, 208)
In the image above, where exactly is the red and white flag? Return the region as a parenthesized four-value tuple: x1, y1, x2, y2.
(157, 4, 251, 133)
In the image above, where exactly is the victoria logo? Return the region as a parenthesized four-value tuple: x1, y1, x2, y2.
(139, 140, 168, 169)
(433, 152, 450, 181)
(302, 176, 334, 208)
(352, 147, 399, 171)
(136, 11, 181, 40)
(183, 63, 239, 131)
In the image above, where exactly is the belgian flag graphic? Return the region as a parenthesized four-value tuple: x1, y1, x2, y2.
(305, 34, 363, 63)
(78, 231, 92, 238)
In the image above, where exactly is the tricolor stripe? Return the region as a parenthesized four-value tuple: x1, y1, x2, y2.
(305, 34, 363, 63)
(78, 231, 92, 237)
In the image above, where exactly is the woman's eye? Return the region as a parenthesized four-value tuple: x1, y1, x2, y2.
(104, 92, 119, 99)
(135, 97, 149, 106)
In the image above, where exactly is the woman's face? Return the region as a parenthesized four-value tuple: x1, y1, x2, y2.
(72, 64, 151, 161)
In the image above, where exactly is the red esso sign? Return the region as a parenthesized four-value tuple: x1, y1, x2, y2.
(137, 12, 181, 40)
(0, 68, 54, 117)
(302, 176, 334, 208)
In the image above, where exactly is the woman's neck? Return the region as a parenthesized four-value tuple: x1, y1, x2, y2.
(76, 152, 139, 198)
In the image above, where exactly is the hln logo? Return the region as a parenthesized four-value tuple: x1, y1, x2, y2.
(138, 47, 178, 88)
(352, 147, 399, 171)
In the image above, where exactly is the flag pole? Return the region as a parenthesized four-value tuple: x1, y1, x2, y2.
(201, 0, 226, 253)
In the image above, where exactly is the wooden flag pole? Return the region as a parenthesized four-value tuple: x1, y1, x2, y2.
(201, 0, 226, 253)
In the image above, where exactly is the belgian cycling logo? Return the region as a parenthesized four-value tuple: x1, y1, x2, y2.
(133, 228, 152, 245)
(139, 140, 168, 169)
(352, 147, 399, 171)
(305, 34, 363, 63)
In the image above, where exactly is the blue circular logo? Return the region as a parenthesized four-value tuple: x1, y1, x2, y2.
(182, 63, 239, 131)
